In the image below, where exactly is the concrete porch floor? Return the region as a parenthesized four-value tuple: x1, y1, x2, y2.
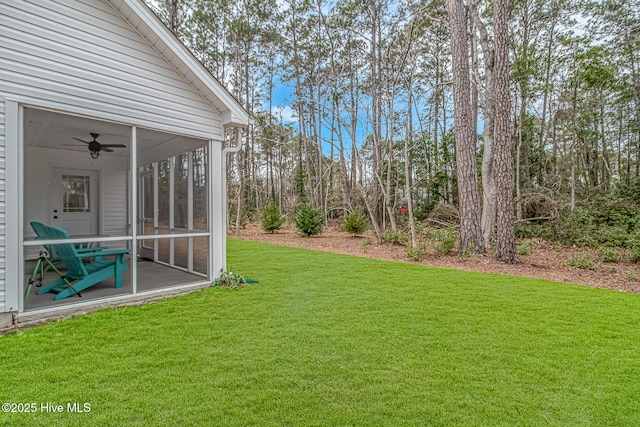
(24, 256, 209, 312)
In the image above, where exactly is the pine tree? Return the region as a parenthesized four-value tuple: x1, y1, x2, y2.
(261, 202, 286, 233)
(493, 0, 518, 263)
(448, 0, 485, 254)
(295, 203, 324, 236)
(341, 208, 369, 236)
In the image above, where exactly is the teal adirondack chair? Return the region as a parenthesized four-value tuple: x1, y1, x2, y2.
(26, 222, 109, 301)
(36, 224, 130, 301)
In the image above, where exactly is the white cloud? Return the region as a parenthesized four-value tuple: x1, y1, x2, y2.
(271, 105, 297, 124)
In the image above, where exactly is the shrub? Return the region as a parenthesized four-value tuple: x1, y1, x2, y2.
(295, 203, 324, 236)
(384, 229, 409, 246)
(557, 208, 597, 246)
(213, 268, 246, 290)
(592, 225, 630, 248)
(598, 246, 620, 263)
(517, 242, 531, 256)
(341, 208, 369, 236)
(432, 227, 457, 256)
(628, 246, 640, 264)
(557, 199, 640, 248)
(629, 230, 640, 263)
(405, 245, 426, 261)
(566, 252, 596, 270)
(513, 195, 640, 249)
(515, 221, 556, 240)
(261, 202, 286, 233)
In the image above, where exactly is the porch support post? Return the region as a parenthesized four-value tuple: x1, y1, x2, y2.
(207, 139, 215, 279)
(187, 151, 194, 272)
(131, 126, 138, 295)
(153, 162, 158, 261)
(207, 137, 224, 279)
(169, 157, 175, 266)
(5, 100, 21, 314)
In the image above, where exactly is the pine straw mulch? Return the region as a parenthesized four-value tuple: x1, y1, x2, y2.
(230, 224, 640, 295)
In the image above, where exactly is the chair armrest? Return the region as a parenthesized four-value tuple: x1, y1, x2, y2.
(76, 247, 108, 253)
(76, 249, 131, 259)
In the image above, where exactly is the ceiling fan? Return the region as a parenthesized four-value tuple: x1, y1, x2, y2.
(72, 133, 127, 159)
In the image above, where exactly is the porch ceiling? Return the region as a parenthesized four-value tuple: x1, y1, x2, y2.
(24, 108, 208, 164)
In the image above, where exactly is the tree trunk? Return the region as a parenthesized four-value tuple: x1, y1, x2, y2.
(448, 0, 484, 254)
(539, 23, 556, 155)
(481, 112, 497, 247)
(493, 0, 517, 263)
(471, 4, 496, 249)
(515, 92, 524, 221)
(406, 72, 418, 249)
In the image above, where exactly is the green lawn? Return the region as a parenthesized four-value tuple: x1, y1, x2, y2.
(1, 239, 639, 426)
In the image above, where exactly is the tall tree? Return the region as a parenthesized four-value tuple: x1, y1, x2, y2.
(470, 3, 498, 248)
(447, 0, 485, 253)
(493, 0, 518, 262)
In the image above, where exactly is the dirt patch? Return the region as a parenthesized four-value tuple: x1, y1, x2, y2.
(230, 224, 640, 294)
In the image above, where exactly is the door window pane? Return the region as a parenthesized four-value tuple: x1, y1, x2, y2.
(62, 175, 90, 212)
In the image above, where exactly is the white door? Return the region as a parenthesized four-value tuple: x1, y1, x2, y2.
(50, 168, 99, 236)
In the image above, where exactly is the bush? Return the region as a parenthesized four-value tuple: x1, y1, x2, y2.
(406, 245, 426, 261)
(261, 202, 286, 233)
(213, 268, 246, 290)
(513, 195, 640, 249)
(517, 242, 532, 256)
(566, 252, 596, 270)
(341, 208, 369, 236)
(628, 229, 640, 263)
(515, 221, 556, 240)
(384, 229, 409, 246)
(557, 199, 640, 248)
(432, 227, 457, 256)
(295, 203, 324, 236)
(598, 247, 620, 263)
(557, 208, 597, 246)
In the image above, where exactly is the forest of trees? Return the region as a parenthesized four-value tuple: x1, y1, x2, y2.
(147, 0, 640, 262)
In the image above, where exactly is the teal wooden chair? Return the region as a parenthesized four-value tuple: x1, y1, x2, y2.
(36, 224, 130, 301)
(26, 222, 108, 301)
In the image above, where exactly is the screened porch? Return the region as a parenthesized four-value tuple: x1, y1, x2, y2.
(21, 107, 220, 314)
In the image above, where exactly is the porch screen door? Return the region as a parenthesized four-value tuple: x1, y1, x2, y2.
(139, 171, 155, 254)
(51, 168, 99, 235)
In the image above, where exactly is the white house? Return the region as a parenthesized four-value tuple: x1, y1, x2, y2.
(0, 0, 249, 326)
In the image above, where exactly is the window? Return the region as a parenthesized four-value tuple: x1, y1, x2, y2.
(62, 175, 90, 212)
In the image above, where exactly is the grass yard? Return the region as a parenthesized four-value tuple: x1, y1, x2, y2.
(1, 239, 640, 426)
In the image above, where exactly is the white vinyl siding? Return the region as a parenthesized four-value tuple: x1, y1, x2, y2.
(0, 0, 224, 139)
(0, 99, 5, 312)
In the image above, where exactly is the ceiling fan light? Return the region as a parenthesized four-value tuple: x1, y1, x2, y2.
(90, 151, 100, 159)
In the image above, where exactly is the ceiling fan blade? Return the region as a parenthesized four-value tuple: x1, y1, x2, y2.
(100, 144, 127, 148)
(72, 137, 90, 144)
(102, 147, 114, 153)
